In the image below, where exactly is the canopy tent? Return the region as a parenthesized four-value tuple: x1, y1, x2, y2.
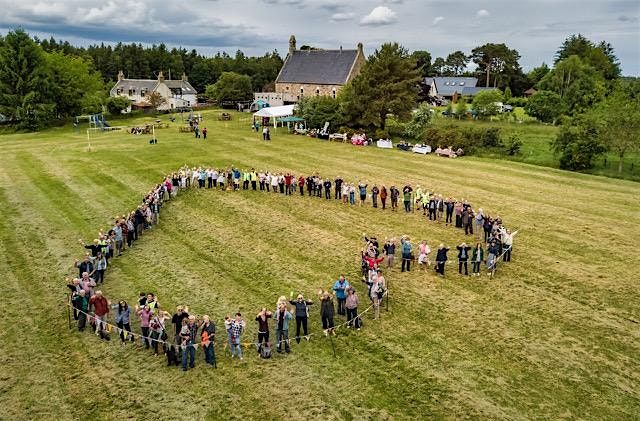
(277, 116, 305, 123)
(253, 105, 296, 130)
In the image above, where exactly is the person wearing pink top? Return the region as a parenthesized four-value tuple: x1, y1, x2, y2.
(136, 305, 152, 349)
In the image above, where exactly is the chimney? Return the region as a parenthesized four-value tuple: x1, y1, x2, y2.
(289, 35, 296, 54)
(158, 71, 165, 82)
(117, 70, 124, 81)
(182, 73, 188, 82)
(357, 42, 363, 55)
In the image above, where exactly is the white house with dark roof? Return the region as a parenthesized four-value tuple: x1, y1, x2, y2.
(274, 35, 366, 101)
(109, 71, 198, 111)
(428, 77, 497, 101)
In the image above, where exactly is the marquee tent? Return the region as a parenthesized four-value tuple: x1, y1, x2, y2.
(253, 105, 296, 129)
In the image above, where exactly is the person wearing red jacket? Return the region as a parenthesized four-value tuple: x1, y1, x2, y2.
(284, 173, 293, 195)
(89, 290, 110, 335)
(297, 176, 305, 196)
(363, 255, 385, 270)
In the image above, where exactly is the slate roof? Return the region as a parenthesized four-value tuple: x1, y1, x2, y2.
(164, 79, 197, 94)
(276, 49, 359, 85)
(110, 79, 158, 95)
(429, 77, 478, 97)
(461, 86, 498, 96)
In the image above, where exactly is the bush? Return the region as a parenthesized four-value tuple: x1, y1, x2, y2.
(106, 96, 130, 115)
(552, 116, 606, 170)
(505, 133, 523, 155)
(422, 125, 502, 155)
(507, 97, 527, 107)
(374, 129, 390, 139)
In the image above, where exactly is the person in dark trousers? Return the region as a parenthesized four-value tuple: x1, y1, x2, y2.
(202, 127, 207, 139)
(401, 237, 412, 272)
(273, 302, 293, 353)
(371, 184, 379, 208)
(334, 177, 343, 199)
(298, 176, 305, 196)
(73, 290, 89, 331)
(445, 197, 455, 226)
(345, 287, 361, 329)
(380, 186, 387, 210)
(323, 179, 332, 199)
(428, 196, 437, 220)
(180, 315, 198, 371)
(472, 242, 484, 276)
(332, 275, 350, 316)
(402, 184, 413, 212)
(289, 294, 313, 342)
(200, 315, 216, 366)
(319, 291, 335, 336)
(435, 244, 450, 276)
(390, 186, 399, 211)
(306, 175, 314, 196)
(255, 308, 272, 353)
(116, 300, 132, 343)
(457, 242, 472, 275)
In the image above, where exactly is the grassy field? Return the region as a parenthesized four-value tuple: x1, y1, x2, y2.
(431, 111, 640, 181)
(0, 110, 639, 420)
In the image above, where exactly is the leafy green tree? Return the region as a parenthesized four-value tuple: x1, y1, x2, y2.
(431, 57, 446, 77)
(472, 89, 503, 118)
(0, 29, 54, 130)
(340, 43, 420, 130)
(538, 55, 606, 114)
(589, 82, 640, 174)
(205, 71, 253, 103)
(524, 90, 566, 123)
(555, 34, 620, 80)
(145, 91, 167, 112)
(470, 43, 521, 88)
(552, 115, 606, 170)
(106, 96, 131, 115)
(411, 50, 432, 77)
(528, 63, 550, 86)
(503, 86, 512, 101)
(445, 51, 469, 76)
(403, 103, 432, 140)
(46, 51, 106, 117)
(296, 96, 343, 129)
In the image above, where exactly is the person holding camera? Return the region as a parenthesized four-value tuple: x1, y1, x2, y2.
(273, 303, 293, 354)
(180, 315, 198, 371)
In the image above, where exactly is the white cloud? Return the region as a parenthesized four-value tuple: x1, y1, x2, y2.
(476, 9, 490, 17)
(433, 16, 444, 25)
(330, 12, 355, 22)
(360, 6, 397, 26)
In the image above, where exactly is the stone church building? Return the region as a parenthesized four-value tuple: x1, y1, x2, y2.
(274, 35, 365, 101)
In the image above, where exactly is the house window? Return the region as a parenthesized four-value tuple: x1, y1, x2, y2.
(286, 86, 289, 90)
(332, 89, 336, 99)
(300, 87, 304, 97)
(116, 88, 122, 95)
(128, 89, 133, 96)
(141, 89, 146, 97)
(315, 88, 320, 96)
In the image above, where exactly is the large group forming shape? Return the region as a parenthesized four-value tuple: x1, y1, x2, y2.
(66, 166, 515, 371)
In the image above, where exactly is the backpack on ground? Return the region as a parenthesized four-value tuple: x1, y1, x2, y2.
(260, 342, 272, 359)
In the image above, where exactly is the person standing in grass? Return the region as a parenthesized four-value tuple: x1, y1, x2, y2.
(455, 201, 463, 228)
(383, 238, 396, 268)
(457, 242, 471, 275)
(371, 184, 379, 208)
(200, 315, 216, 366)
(363, 270, 385, 320)
(255, 308, 272, 352)
(89, 290, 109, 335)
(487, 240, 500, 277)
(418, 240, 431, 271)
(390, 185, 399, 211)
(345, 287, 361, 329)
(402, 184, 413, 212)
(401, 236, 412, 272)
(358, 181, 368, 206)
(136, 304, 152, 349)
(334, 176, 343, 200)
(332, 275, 350, 316)
(92, 251, 107, 284)
(435, 244, 450, 277)
(74, 254, 94, 279)
(445, 197, 455, 226)
(502, 229, 513, 262)
(475, 209, 485, 241)
(380, 185, 387, 209)
(149, 310, 169, 355)
(472, 242, 484, 276)
(230, 313, 246, 359)
(297, 175, 305, 196)
(273, 302, 293, 353)
(323, 178, 331, 200)
(318, 291, 335, 336)
(180, 316, 198, 371)
(348, 184, 356, 206)
(73, 290, 89, 332)
(116, 300, 132, 344)
(289, 294, 313, 342)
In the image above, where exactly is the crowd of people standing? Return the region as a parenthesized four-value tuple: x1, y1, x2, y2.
(65, 164, 513, 371)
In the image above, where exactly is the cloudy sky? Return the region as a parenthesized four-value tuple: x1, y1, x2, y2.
(0, 0, 638, 74)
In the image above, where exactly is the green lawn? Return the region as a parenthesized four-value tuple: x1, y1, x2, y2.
(432, 111, 640, 181)
(0, 110, 639, 419)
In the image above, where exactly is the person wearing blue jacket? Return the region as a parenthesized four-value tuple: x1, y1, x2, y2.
(273, 303, 293, 353)
(332, 275, 350, 316)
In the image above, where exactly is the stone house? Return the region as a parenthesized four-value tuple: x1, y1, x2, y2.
(110, 71, 198, 111)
